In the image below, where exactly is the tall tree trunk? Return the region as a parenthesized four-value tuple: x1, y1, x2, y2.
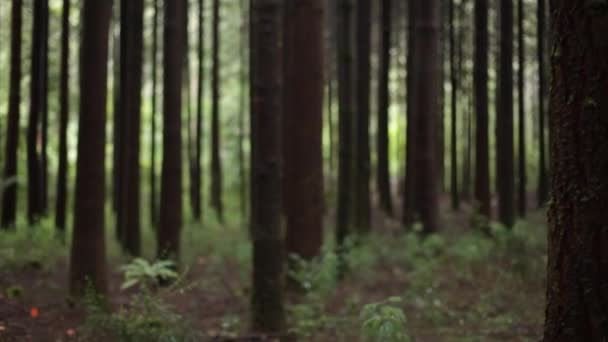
(516, 0, 526, 217)
(116, 0, 144, 256)
(449, 0, 460, 211)
(250, 0, 286, 333)
(150, 0, 159, 226)
(376, 0, 394, 216)
(543, 3, 608, 339)
(158, 0, 185, 262)
(474, 0, 491, 220)
(410, 0, 441, 234)
(497, 0, 514, 228)
(336, 0, 354, 263)
(238, 0, 247, 222)
(1, 0, 22, 229)
(536, 0, 548, 207)
(284, 0, 324, 260)
(193, 0, 205, 221)
(55, 0, 70, 233)
(27, 0, 47, 224)
(403, 0, 417, 228)
(354, 0, 371, 233)
(210, 0, 223, 222)
(69, 0, 112, 296)
(40, 0, 49, 215)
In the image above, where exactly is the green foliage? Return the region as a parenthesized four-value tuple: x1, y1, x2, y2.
(120, 258, 178, 290)
(288, 248, 338, 296)
(360, 297, 411, 342)
(0, 219, 65, 270)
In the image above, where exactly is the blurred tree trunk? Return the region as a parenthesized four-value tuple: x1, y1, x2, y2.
(1, 0, 22, 229)
(376, 0, 394, 216)
(403, 0, 417, 228)
(536, 0, 548, 207)
(474, 0, 491, 220)
(40, 0, 49, 215)
(543, 2, 608, 339)
(150, 0, 159, 227)
(55, 0, 70, 233)
(158, 0, 185, 262)
(497, 0, 514, 228)
(250, 0, 286, 333)
(192, 0, 205, 221)
(284, 0, 324, 260)
(210, 0, 224, 222)
(69, 0, 112, 296)
(449, 0, 460, 211)
(516, 0, 526, 217)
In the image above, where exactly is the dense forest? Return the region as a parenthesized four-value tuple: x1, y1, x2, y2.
(0, 0, 606, 341)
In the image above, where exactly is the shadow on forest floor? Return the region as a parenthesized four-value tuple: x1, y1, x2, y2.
(0, 197, 546, 341)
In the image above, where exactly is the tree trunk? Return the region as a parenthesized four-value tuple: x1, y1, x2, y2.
(238, 0, 248, 222)
(1, 0, 22, 229)
(55, 0, 70, 233)
(376, 0, 394, 216)
(210, 0, 224, 222)
(284, 0, 324, 260)
(158, 0, 185, 262)
(543, 3, 608, 340)
(193, 0, 205, 221)
(68, 0, 112, 296)
(536, 0, 548, 207)
(250, 0, 286, 333)
(403, 0, 417, 228)
(474, 0, 491, 220)
(517, 0, 526, 217)
(497, 0, 514, 228)
(410, 0, 441, 234)
(150, 0, 159, 227)
(40, 0, 49, 215)
(354, 0, 371, 233)
(336, 0, 354, 260)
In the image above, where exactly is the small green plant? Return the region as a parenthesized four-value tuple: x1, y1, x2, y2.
(120, 258, 178, 290)
(360, 297, 411, 342)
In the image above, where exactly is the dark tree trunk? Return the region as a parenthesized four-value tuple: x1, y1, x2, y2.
(193, 0, 205, 221)
(40, 0, 49, 215)
(376, 0, 394, 216)
(116, 0, 144, 256)
(449, 0, 460, 211)
(516, 0, 526, 217)
(1, 0, 22, 229)
(150, 0, 159, 226)
(354, 0, 371, 233)
(403, 0, 417, 228)
(250, 0, 286, 333)
(336, 0, 354, 259)
(543, 3, 608, 340)
(68, 0, 112, 296)
(474, 0, 491, 220)
(536, 0, 548, 207)
(157, 0, 185, 262)
(410, 0, 441, 234)
(27, 0, 47, 224)
(284, 0, 324, 260)
(55, 0, 70, 233)
(210, 0, 224, 222)
(497, 0, 514, 228)
(112, 5, 121, 214)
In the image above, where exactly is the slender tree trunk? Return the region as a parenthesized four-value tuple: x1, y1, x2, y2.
(69, 0, 112, 296)
(410, 0, 441, 234)
(536, 0, 548, 207)
(1, 0, 22, 229)
(449, 0, 459, 211)
(55, 0, 70, 233)
(497, 0, 514, 228)
(376, 0, 394, 216)
(474, 0, 491, 220)
(193, 0, 205, 221)
(403, 0, 417, 228)
(284, 0, 324, 260)
(543, 3, 608, 339)
(158, 0, 185, 262)
(210, 0, 224, 222)
(250, 0, 286, 333)
(354, 0, 371, 233)
(150, 0, 159, 226)
(40, 0, 49, 215)
(516, 0, 526, 217)
(336, 0, 354, 261)
(238, 0, 247, 222)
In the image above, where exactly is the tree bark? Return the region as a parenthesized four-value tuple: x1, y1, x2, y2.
(536, 0, 548, 207)
(1, 0, 22, 229)
(210, 0, 224, 222)
(517, 0, 526, 217)
(449, 0, 460, 211)
(543, 2, 608, 340)
(69, 0, 112, 296)
(150, 0, 159, 227)
(250, 0, 286, 333)
(158, 0, 185, 262)
(193, 0, 205, 221)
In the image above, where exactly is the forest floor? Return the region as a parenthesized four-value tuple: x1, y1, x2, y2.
(0, 197, 546, 341)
